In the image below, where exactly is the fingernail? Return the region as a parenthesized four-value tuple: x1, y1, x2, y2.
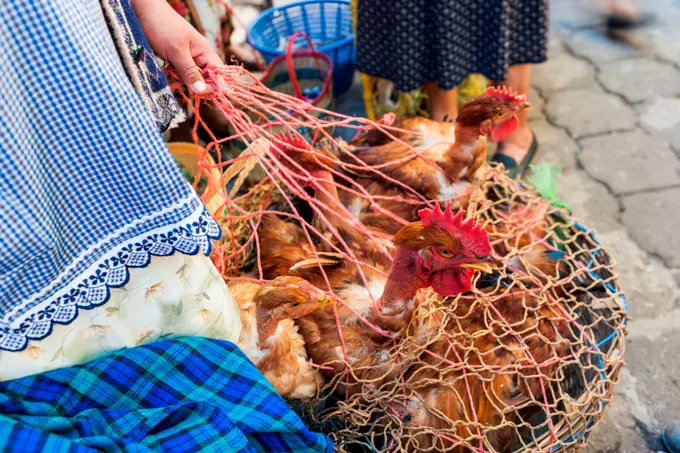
(192, 81, 206, 93)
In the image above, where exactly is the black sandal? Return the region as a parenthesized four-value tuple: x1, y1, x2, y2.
(491, 134, 538, 179)
(606, 12, 655, 30)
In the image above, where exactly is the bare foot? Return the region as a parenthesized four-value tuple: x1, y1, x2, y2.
(608, 3, 641, 21)
(496, 125, 533, 162)
(430, 109, 458, 122)
(426, 82, 458, 122)
(604, 0, 654, 29)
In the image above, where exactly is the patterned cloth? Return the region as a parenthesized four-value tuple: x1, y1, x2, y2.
(101, 0, 186, 131)
(356, 0, 549, 92)
(0, 337, 334, 453)
(0, 0, 221, 353)
(0, 254, 242, 381)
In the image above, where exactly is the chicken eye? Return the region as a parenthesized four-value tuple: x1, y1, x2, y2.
(496, 111, 504, 117)
(438, 249, 452, 257)
(291, 302, 301, 307)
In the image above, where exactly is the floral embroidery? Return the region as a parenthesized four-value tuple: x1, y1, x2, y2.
(85, 324, 111, 339)
(0, 253, 242, 382)
(145, 282, 165, 301)
(192, 308, 212, 325)
(26, 344, 45, 360)
(50, 347, 63, 363)
(135, 325, 156, 345)
(0, 209, 220, 352)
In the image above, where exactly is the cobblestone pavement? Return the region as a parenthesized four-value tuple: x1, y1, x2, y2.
(536, 2, 680, 451)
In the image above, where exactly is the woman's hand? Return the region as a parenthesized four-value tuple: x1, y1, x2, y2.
(131, 0, 222, 93)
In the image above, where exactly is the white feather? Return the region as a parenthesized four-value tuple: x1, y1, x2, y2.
(436, 174, 472, 200)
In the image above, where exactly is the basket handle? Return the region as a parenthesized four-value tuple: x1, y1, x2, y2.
(285, 32, 331, 99)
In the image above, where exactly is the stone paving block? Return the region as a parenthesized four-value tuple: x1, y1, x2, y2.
(530, 119, 578, 168)
(626, 311, 680, 440)
(673, 269, 680, 292)
(639, 97, 680, 152)
(584, 392, 652, 453)
(618, 330, 680, 430)
(586, 279, 680, 453)
(598, 58, 680, 103)
(543, 11, 680, 452)
(653, 32, 680, 65)
(545, 89, 636, 138)
(549, 0, 602, 28)
(532, 53, 597, 94)
(554, 169, 621, 233)
(642, 8, 680, 64)
(579, 131, 680, 194)
(547, 28, 566, 56)
(596, 229, 679, 321)
(622, 187, 680, 268)
(563, 28, 640, 64)
(584, 357, 677, 453)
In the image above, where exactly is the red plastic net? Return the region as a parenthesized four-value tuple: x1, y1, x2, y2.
(167, 65, 628, 453)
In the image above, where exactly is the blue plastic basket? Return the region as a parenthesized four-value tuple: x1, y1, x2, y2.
(247, 0, 355, 95)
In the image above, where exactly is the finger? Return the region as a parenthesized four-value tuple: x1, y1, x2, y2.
(191, 46, 224, 93)
(194, 47, 224, 68)
(169, 46, 208, 94)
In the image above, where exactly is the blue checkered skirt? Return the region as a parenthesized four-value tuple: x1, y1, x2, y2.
(0, 1, 220, 352)
(0, 337, 334, 452)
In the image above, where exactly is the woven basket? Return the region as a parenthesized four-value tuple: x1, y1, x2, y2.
(222, 32, 334, 185)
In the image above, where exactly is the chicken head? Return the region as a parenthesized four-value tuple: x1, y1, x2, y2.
(392, 202, 494, 296)
(456, 85, 531, 143)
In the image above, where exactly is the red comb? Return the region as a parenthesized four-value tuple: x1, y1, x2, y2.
(485, 85, 527, 107)
(274, 131, 309, 151)
(418, 203, 492, 255)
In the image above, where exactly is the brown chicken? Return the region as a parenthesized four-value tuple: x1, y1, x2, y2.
(272, 136, 573, 450)
(332, 87, 531, 234)
(270, 134, 565, 288)
(258, 202, 495, 395)
(230, 276, 334, 399)
(403, 288, 573, 452)
(264, 129, 574, 451)
(396, 203, 572, 452)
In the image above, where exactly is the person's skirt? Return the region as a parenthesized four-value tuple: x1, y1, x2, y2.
(0, 0, 241, 379)
(356, 0, 549, 92)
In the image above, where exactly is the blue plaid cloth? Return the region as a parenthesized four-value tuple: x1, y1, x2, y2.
(0, 0, 219, 352)
(0, 337, 333, 453)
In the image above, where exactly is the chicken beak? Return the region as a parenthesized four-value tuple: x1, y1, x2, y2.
(516, 101, 531, 112)
(460, 262, 494, 274)
(295, 281, 336, 310)
(460, 255, 498, 274)
(313, 293, 336, 309)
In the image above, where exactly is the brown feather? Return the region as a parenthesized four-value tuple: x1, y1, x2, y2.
(404, 292, 573, 451)
(289, 253, 344, 272)
(229, 278, 326, 399)
(339, 116, 489, 230)
(393, 222, 462, 251)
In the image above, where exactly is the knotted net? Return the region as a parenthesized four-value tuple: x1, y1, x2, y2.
(168, 65, 628, 453)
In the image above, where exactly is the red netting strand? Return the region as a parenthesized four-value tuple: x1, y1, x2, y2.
(166, 64, 628, 453)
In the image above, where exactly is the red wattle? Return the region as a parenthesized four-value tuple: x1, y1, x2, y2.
(430, 270, 473, 297)
(490, 116, 519, 142)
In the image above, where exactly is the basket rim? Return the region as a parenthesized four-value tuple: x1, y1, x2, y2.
(260, 49, 334, 104)
(247, 0, 354, 56)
